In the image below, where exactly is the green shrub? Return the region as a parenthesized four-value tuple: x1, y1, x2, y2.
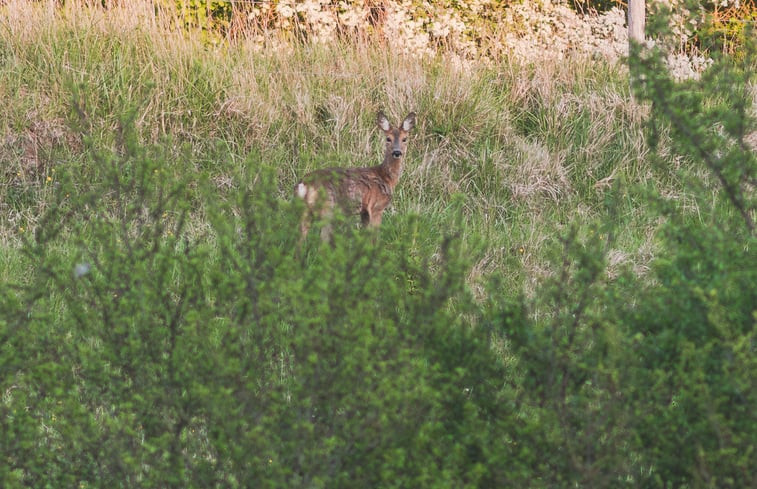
(2, 3, 755, 488)
(625, 11, 756, 487)
(1, 111, 528, 487)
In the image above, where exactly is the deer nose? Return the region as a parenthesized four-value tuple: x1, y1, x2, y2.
(392, 150, 402, 158)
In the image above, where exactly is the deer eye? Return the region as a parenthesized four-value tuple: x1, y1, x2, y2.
(386, 137, 391, 142)
(402, 138, 407, 142)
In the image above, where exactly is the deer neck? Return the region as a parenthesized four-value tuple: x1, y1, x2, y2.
(380, 152, 404, 187)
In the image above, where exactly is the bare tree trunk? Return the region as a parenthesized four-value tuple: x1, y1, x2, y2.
(628, 0, 646, 45)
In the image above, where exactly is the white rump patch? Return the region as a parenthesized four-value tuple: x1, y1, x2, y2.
(295, 182, 307, 199)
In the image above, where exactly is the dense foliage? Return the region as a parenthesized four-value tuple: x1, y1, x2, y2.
(2, 121, 520, 487)
(1, 1, 755, 488)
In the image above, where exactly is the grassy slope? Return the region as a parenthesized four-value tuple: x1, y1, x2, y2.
(3, 6, 756, 487)
(0, 2, 672, 298)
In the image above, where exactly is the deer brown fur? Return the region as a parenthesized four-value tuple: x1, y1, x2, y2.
(295, 111, 416, 240)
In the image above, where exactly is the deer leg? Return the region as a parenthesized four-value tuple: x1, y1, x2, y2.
(319, 222, 334, 243)
(300, 208, 312, 239)
(368, 210, 383, 228)
(316, 204, 335, 243)
(360, 208, 371, 227)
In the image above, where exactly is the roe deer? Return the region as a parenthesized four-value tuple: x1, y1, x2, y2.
(295, 111, 416, 240)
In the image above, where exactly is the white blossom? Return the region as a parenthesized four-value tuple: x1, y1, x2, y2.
(275, 3, 295, 19)
(250, 0, 712, 78)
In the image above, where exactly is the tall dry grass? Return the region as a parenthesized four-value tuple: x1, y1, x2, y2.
(0, 0, 669, 294)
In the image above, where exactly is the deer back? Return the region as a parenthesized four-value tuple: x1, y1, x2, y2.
(297, 165, 393, 216)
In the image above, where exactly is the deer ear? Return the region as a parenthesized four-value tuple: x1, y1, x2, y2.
(377, 111, 391, 132)
(402, 112, 416, 131)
